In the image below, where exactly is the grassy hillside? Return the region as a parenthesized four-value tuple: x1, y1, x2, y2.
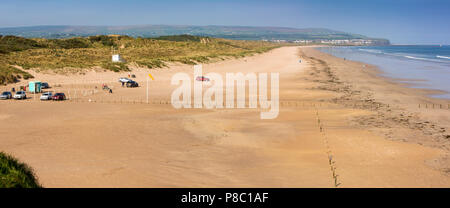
(0, 25, 387, 41)
(0, 35, 281, 85)
(0, 152, 41, 188)
(0, 64, 34, 85)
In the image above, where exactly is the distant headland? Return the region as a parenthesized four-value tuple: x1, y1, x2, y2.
(0, 25, 390, 46)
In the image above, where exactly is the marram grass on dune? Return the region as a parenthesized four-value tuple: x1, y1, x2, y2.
(0, 152, 41, 188)
(0, 35, 281, 85)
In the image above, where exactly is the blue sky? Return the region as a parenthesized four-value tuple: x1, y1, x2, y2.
(0, 0, 449, 44)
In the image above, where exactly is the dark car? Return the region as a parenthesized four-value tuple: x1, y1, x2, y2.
(52, 93, 66, 101)
(0, 91, 12, 100)
(126, 81, 139, 88)
(41, 82, 50, 89)
(196, 76, 210, 82)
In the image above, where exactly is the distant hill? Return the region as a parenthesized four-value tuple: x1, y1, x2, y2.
(0, 25, 389, 44)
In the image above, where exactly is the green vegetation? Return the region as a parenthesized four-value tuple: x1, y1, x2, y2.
(0, 34, 281, 85)
(0, 35, 43, 54)
(101, 62, 130, 72)
(0, 152, 42, 188)
(0, 64, 34, 85)
(152, 34, 205, 42)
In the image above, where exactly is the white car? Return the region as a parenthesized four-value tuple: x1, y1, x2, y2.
(14, 91, 27, 100)
(40, 92, 53, 100)
(119, 77, 132, 83)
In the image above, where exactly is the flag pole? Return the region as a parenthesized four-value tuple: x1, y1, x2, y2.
(146, 74, 149, 104)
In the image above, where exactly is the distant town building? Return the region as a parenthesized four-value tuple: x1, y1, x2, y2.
(293, 40, 313, 44)
(265, 38, 388, 46)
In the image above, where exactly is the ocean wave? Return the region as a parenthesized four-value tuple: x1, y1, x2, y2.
(358, 49, 383, 54)
(404, 55, 430, 61)
(437, 55, 450, 59)
(402, 55, 449, 63)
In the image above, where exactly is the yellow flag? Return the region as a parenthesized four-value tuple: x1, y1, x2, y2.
(148, 73, 154, 80)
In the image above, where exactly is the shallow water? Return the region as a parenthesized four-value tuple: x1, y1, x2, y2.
(318, 45, 450, 99)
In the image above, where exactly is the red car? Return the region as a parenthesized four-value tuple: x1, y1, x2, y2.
(196, 76, 210, 82)
(52, 93, 66, 101)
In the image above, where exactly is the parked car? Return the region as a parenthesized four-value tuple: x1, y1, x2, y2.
(52, 93, 66, 101)
(13, 91, 27, 100)
(41, 82, 50, 89)
(126, 81, 139, 88)
(119, 77, 132, 83)
(196, 76, 210, 82)
(0, 91, 12, 100)
(40, 92, 53, 100)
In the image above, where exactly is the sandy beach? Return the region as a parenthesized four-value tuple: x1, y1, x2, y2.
(1, 46, 449, 187)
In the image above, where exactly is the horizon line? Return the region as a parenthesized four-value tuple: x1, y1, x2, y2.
(0, 24, 338, 31)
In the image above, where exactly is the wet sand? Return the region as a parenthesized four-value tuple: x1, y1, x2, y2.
(0, 46, 449, 187)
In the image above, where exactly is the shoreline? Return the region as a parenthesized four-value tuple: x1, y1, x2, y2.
(315, 46, 450, 101)
(304, 47, 450, 173)
(314, 47, 450, 104)
(308, 46, 450, 134)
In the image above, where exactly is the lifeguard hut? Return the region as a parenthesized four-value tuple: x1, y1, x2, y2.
(112, 54, 123, 62)
(111, 47, 125, 63)
(28, 81, 42, 93)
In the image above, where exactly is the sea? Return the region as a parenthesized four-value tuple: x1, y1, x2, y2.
(318, 45, 450, 99)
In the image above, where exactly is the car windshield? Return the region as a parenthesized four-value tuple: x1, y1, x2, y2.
(1, 92, 7, 95)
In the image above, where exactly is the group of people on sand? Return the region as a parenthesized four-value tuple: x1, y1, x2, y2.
(100, 73, 137, 94)
(101, 84, 113, 94)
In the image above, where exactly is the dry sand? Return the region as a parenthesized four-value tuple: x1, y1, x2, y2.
(1, 46, 449, 187)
